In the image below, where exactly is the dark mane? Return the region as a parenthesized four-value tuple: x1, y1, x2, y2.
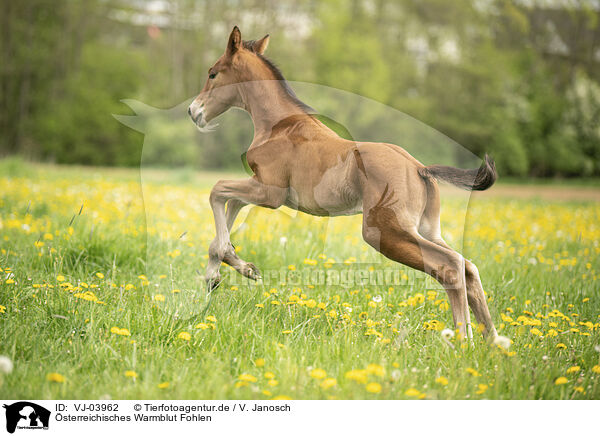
(243, 40, 314, 113)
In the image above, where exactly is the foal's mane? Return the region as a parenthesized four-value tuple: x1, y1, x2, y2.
(243, 40, 314, 114)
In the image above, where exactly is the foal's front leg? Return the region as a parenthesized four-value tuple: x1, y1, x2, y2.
(205, 178, 287, 287)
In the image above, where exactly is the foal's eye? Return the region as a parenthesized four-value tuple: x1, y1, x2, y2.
(209, 72, 217, 79)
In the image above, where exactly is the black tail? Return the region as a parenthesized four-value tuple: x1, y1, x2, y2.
(418, 154, 497, 191)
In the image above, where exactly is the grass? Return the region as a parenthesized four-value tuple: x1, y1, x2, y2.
(0, 161, 599, 400)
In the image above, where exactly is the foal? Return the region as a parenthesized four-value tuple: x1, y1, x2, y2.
(188, 26, 498, 339)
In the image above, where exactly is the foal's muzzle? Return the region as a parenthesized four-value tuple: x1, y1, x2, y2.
(188, 101, 205, 127)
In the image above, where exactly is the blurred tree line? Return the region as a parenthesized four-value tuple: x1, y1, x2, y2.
(1, 0, 600, 177)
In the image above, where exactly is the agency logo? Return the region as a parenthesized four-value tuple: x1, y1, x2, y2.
(2, 402, 50, 434)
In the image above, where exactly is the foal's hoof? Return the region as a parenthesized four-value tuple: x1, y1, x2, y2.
(241, 262, 261, 281)
(205, 276, 222, 291)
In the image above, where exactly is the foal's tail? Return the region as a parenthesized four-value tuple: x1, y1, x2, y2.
(418, 154, 497, 191)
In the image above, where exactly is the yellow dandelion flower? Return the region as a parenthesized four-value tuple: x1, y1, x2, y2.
(309, 368, 327, 379)
(366, 382, 382, 393)
(46, 372, 65, 383)
(254, 358, 265, 367)
(366, 363, 385, 377)
(556, 343, 567, 349)
(267, 379, 279, 387)
(158, 382, 170, 389)
(110, 327, 131, 336)
(57, 275, 65, 282)
(466, 368, 481, 377)
(153, 294, 165, 302)
(320, 378, 337, 389)
(195, 323, 209, 330)
(476, 384, 488, 395)
(177, 332, 191, 341)
(305, 299, 317, 308)
(554, 377, 568, 385)
(404, 388, 421, 397)
(592, 365, 600, 374)
(206, 315, 217, 323)
(238, 373, 257, 383)
(264, 372, 276, 380)
(566, 365, 580, 374)
(345, 369, 368, 384)
(96, 272, 104, 279)
(272, 395, 292, 400)
(435, 376, 449, 386)
(125, 370, 137, 378)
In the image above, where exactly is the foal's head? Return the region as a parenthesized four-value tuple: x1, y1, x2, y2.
(188, 26, 271, 128)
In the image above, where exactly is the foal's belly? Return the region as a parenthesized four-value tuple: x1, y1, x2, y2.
(284, 195, 363, 217)
(286, 153, 363, 217)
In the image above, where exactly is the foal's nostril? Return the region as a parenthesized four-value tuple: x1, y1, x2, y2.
(187, 107, 192, 116)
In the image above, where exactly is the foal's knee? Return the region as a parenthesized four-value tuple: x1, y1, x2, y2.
(209, 180, 227, 206)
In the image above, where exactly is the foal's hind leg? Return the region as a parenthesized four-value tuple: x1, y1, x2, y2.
(419, 222, 497, 337)
(363, 223, 472, 338)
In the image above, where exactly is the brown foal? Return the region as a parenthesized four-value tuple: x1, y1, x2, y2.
(188, 27, 498, 339)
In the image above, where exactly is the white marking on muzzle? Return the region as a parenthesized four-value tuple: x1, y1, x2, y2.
(188, 100, 218, 132)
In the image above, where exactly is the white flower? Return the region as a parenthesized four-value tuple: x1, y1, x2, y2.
(594, 345, 600, 353)
(391, 370, 401, 381)
(441, 328, 455, 340)
(373, 295, 382, 303)
(493, 335, 511, 350)
(280, 236, 287, 245)
(0, 356, 13, 374)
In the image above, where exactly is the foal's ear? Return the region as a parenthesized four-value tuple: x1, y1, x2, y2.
(226, 26, 242, 56)
(252, 35, 270, 55)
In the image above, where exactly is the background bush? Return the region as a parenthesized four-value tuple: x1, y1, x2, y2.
(1, 0, 600, 177)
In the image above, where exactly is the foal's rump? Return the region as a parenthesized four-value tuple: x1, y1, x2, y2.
(352, 142, 430, 226)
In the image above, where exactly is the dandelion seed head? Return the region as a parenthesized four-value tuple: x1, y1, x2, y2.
(441, 328, 455, 340)
(493, 335, 511, 350)
(0, 356, 13, 374)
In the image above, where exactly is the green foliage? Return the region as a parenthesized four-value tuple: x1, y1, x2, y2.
(35, 43, 144, 166)
(2, 0, 600, 177)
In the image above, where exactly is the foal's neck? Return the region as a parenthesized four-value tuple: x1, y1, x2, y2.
(239, 80, 312, 144)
